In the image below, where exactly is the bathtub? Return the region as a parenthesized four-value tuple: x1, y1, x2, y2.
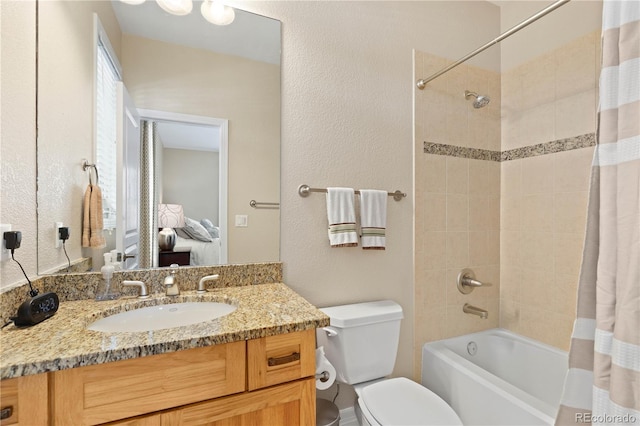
(421, 328, 568, 425)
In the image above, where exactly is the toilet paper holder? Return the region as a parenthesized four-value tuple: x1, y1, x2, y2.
(316, 371, 331, 383)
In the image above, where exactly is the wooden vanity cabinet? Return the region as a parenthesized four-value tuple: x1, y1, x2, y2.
(51, 342, 246, 425)
(0, 374, 48, 426)
(49, 329, 316, 425)
(159, 378, 315, 425)
(247, 327, 316, 391)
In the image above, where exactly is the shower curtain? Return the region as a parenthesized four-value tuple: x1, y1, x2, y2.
(556, 1, 640, 425)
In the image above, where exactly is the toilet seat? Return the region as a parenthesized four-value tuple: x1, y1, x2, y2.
(359, 377, 462, 426)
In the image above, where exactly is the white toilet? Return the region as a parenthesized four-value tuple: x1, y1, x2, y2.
(317, 300, 462, 426)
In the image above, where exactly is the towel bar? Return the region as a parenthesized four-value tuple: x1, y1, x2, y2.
(298, 184, 406, 202)
(249, 200, 280, 209)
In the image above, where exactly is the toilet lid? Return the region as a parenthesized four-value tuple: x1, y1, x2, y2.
(361, 378, 462, 426)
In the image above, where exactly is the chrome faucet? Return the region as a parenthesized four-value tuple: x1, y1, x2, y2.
(164, 264, 180, 296)
(122, 280, 149, 299)
(197, 274, 219, 294)
(463, 303, 488, 319)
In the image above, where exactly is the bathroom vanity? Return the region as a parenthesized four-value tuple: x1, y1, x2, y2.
(0, 282, 329, 425)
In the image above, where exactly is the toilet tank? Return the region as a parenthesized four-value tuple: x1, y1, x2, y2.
(316, 300, 403, 385)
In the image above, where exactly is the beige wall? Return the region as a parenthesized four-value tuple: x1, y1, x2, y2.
(498, 0, 603, 72)
(35, 0, 121, 276)
(162, 148, 220, 224)
(235, 0, 501, 408)
(0, 0, 600, 412)
(414, 52, 502, 377)
(122, 34, 280, 264)
(1, 0, 502, 403)
(0, 0, 37, 289)
(499, 30, 599, 350)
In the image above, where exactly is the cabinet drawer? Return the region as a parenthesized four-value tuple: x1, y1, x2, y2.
(0, 374, 48, 426)
(0, 378, 17, 426)
(158, 250, 190, 267)
(52, 342, 246, 425)
(247, 329, 316, 391)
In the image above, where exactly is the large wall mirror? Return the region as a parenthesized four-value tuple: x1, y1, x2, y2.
(36, 0, 281, 274)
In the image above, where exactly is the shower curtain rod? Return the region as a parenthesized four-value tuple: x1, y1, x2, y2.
(416, 0, 571, 90)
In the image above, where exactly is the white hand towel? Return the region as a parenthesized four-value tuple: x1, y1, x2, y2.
(359, 189, 387, 250)
(326, 187, 358, 247)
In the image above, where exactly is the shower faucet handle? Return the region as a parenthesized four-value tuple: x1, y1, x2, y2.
(457, 269, 491, 294)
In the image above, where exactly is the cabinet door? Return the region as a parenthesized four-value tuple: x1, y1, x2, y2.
(160, 377, 315, 426)
(0, 374, 48, 426)
(52, 342, 245, 425)
(247, 329, 315, 391)
(105, 413, 161, 426)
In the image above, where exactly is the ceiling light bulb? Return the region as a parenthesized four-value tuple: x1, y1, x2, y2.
(120, 0, 146, 4)
(201, 0, 235, 25)
(156, 0, 193, 16)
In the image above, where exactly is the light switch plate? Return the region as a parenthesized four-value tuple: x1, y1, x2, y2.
(235, 215, 248, 227)
(1, 224, 12, 261)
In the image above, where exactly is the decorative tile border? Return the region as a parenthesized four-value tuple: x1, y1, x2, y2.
(500, 133, 596, 161)
(424, 133, 596, 162)
(423, 142, 501, 162)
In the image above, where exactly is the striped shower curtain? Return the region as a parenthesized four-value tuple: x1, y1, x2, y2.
(556, 0, 640, 425)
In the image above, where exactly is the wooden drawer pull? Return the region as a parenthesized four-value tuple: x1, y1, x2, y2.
(0, 406, 13, 420)
(268, 352, 300, 367)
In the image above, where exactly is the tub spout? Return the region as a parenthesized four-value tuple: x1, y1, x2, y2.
(463, 303, 488, 319)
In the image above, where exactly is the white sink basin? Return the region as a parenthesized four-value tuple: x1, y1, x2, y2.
(87, 302, 236, 332)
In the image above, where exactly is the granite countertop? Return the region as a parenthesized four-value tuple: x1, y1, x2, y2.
(0, 283, 330, 380)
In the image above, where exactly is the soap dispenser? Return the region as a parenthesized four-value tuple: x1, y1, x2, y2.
(96, 253, 119, 301)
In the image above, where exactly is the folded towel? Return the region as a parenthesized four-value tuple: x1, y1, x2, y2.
(359, 189, 387, 250)
(82, 184, 106, 248)
(326, 187, 358, 247)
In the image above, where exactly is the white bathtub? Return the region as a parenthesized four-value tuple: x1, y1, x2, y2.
(421, 328, 568, 425)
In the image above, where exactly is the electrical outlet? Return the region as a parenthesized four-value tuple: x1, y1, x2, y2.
(54, 222, 63, 248)
(1, 224, 12, 261)
(235, 215, 248, 227)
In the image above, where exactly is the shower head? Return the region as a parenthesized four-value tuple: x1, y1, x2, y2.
(464, 90, 490, 109)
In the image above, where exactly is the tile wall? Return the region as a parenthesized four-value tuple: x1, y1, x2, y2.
(414, 30, 600, 377)
(414, 52, 502, 378)
(499, 31, 599, 350)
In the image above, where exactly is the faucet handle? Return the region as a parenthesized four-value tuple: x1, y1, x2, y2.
(457, 268, 491, 294)
(122, 280, 149, 299)
(197, 274, 220, 294)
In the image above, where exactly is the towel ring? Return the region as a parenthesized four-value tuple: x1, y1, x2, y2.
(82, 160, 99, 185)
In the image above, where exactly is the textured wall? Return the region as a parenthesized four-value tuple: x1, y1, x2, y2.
(230, 1, 500, 407)
(0, 1, 37, 290)
(36, 0, 122, 275)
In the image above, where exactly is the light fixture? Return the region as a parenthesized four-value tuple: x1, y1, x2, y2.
(201, 0, 235, 26)
(158, 204, 185, 251)
(121, 0, 235, 26)
(155, 0, 193, 16)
